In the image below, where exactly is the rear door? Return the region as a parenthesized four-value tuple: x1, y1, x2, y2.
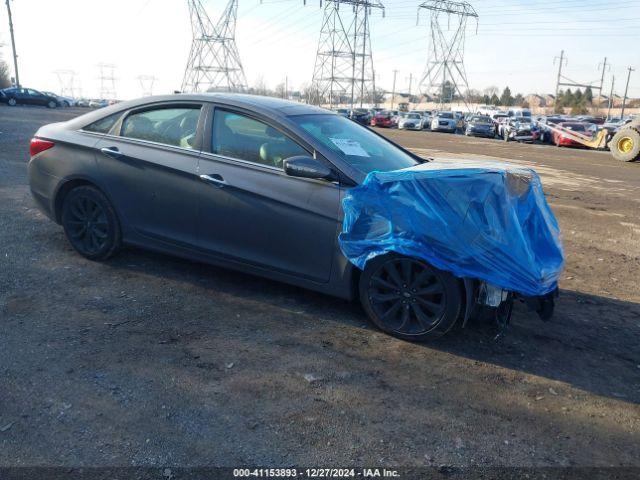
(93, 102, 204, 247)
(194, 106, 339, 283)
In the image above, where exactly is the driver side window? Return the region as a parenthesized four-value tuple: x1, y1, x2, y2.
(211, 110, 307, 168)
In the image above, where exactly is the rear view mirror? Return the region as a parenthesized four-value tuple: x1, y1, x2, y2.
(283, 156, 333, 180)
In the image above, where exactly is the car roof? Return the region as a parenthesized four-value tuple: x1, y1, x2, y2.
(64, 93, 332, 130)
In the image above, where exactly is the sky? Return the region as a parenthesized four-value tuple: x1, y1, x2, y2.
(0, 0, 638, 100)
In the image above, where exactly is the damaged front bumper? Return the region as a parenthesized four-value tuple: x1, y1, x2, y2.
(462, 280, 559, 330)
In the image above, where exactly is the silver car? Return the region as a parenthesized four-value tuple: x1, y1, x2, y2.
(430, 111, 457, 133)
(398, 113, 424, 131)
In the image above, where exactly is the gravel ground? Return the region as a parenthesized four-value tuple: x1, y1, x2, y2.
(0, 106, 639, 469)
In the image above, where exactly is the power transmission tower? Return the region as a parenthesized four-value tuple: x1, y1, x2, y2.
(54, 70, 79, 98)
(137, 75, 157, 97)
(621, 66, 635, 118)
(182, 0, 248, 93)
(417, 0, 478, 110)
(97, 63, 117, 100)
(310, 0, 384, 109)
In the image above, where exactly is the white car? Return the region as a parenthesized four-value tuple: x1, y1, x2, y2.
(398, 112, 424, 131)
(431, 111, 457, 133)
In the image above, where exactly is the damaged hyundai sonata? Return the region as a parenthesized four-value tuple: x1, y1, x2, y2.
(28, 94, 564, 341)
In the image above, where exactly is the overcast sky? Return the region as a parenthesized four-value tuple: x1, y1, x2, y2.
(0, 0, 638, 99)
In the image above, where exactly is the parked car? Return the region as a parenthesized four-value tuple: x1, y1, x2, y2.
(465, 115, 496, 138)
(576, 115, 605, 125)
(89, 99, 109, 108)
(430, 111, 457, 133)
(27, 93, 560, 341)
(0, 87, 60, 108)
(398, 112, 424, 131)
(492, 113, 510, 137)
(43, 92, 76, 107)
(502, 118, 539, 143)
(535, 116, 565, 143)
(370, 110, 396, 128)
(76, 98, 91, 108)
(551, 122, 594, 148)
(334, 108, 350, 118)
(349, 108, 371, 125)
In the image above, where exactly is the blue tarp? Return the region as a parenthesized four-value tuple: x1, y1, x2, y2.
(339, 160, 565, 297)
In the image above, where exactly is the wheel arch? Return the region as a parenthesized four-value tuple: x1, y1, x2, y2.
(53, 177, 115, 224)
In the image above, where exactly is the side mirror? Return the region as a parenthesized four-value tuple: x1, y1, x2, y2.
(283, 156, 333, 180)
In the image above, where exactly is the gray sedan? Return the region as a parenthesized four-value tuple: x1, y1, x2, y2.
(27, 93, 544, 341)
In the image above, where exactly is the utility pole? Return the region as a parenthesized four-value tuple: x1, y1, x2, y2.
(554, 50, 566, 107)
(598, 57, 608, 96)
(607, 75, 615, 121)
(5, 0, 20, 86)
(621, 66, 635, 118)
(597, 57, 609, 114)
(390, 69, 398, 110)
(408, 73, 413, 97)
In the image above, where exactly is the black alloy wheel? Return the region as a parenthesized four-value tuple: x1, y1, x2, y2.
(61, 186, 121, 261)
(359, 254, 462, 341)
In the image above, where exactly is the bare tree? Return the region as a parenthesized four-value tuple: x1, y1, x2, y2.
(483, 86, 499, 97)
(0, 53, 11, 89)
(251, 76, 268, 96)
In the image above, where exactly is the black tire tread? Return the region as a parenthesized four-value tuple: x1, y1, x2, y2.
(61, 185, 121, 261)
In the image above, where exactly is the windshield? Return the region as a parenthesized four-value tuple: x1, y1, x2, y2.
(407, 114, 421, 119)
(471, 116, 492, 123)
(290, 114, 418, 174)
(438, 112, 454, 119)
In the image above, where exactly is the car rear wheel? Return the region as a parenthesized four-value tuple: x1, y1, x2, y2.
(61, 186, 121, 261)
(359, 254, 462, 341)
(8, 98, 17, 106)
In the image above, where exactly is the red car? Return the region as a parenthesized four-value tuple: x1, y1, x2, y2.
(552, 122, 594, 148)
(370, 111, 396, 128)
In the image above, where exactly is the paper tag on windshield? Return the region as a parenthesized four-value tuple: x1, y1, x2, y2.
(329, 138, 370, 157)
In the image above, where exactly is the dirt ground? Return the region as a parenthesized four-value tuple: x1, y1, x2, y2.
(0, 106, 638, 470)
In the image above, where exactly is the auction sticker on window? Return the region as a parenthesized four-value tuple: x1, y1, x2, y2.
(329, 137, 370, 157)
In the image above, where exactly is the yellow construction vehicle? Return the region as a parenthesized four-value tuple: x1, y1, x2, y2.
(610, 119, 640, 162)
(542, 119, 640, 162)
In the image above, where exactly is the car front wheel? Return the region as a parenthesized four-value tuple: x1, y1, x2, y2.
(359, 254, 462, 341)
(8, 98, 17, 106)
(47, 100, 58, 109)
(61, 186, 121, 261)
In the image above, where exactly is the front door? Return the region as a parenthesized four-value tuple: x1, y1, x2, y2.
(195, 107, 339, 283)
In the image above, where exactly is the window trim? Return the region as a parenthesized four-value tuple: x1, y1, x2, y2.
(207, 105, 313, 169)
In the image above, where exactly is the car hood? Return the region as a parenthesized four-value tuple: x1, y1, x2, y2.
(339, 160, 564, 297)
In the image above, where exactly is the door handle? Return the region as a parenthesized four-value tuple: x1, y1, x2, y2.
(100, 147, 123, 159)
(199, 174, 227, 187)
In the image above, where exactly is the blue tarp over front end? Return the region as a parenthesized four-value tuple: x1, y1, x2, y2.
(339, 160, 565, 297)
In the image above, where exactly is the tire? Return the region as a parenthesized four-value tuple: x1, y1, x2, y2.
(610, 128, 640, 162)
(359, 253, 462, 341)
(503, 131, 510, 142)
(7, 98, 17, 106)
(63, 101, 70, 107)
(47, 100, 58, 109)
(61, 186, 121, 261)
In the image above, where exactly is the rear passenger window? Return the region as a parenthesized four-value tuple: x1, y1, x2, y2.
(212, 110, 307, 168)
(121, 106, 201, 149)
(83, 113, 121, 134)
